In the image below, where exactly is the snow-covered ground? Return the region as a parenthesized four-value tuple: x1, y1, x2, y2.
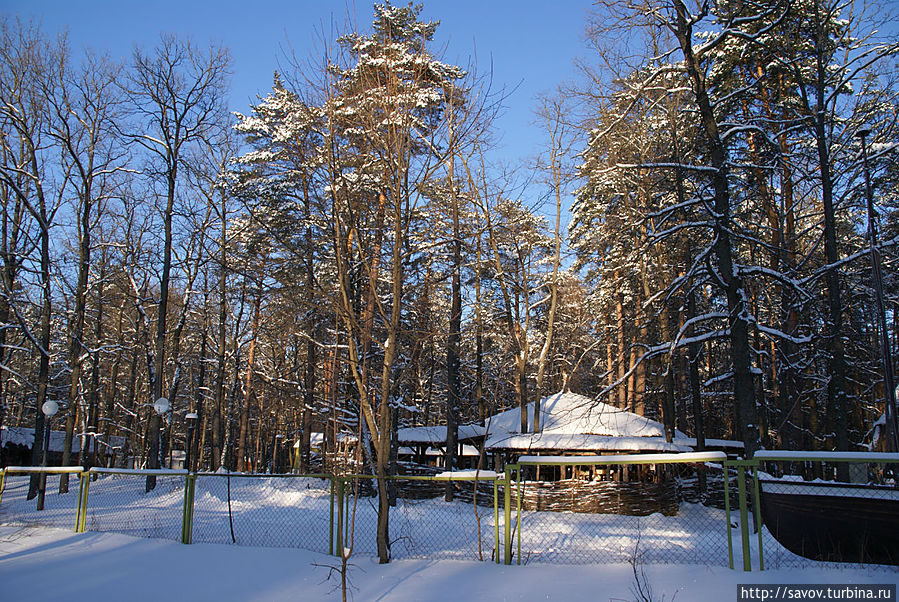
(0, 526, 894, 602)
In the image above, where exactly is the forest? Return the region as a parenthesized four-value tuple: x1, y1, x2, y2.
(1, 0, 897, 489)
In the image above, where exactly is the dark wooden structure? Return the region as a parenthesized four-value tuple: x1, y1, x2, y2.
(512, 478, 680, 516)
(759, 479, 899, 565)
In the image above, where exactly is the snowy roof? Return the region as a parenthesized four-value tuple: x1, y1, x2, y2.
(1, 426, 126, 453)
(490, 434, 690, 453)
(398, 444, 480, 457)
(673, 437, 745, 450)
(518, 451, 728, 465)
(485, 391, 690, 453)
(434, 469, 498, 479)
(396, 424, 486, 444)
(430, 444, 478, 457)
(294, 432, 356, 449)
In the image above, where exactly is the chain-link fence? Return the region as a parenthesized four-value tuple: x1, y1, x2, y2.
(4, 451, 897, 572)
(190, 473, 333, 552)
(512, 452, 732, 566)
(81, 469, 188, 541)
(0, 467, 500, 563)
(753, 451, 899, 570)
(0, 467, 84, 530)
(337, 473, 500, 562)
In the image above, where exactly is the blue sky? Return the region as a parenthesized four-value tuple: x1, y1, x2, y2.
(6, 0, 593, 218)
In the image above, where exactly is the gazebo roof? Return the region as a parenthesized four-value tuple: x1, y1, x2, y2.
(396, 424, 486, 445)
(484, 391, 691, 453)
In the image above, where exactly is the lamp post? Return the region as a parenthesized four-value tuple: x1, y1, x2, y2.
(152, 397, 170, 468)
(185, 412, 198, 472)
(146, 397, 170, 492)
(857, 128, 899, 454)
(274, 434, 284, 474)
(37, 399, 58, 511)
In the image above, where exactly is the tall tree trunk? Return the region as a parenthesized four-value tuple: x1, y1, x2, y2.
(102, 296, 127, 468)
(658, 305, 677, 441)
(777, 135, 802, 450)
(615, 276, 627, 408)
(146, 166, 177, 492)
(123, 344, 139, 466)
(373, 183, 406, 563)
(84, 263, 105, 469)
(445, 146, 461, 499)
(60, 184, 92, 488)
(444, 112, 461, 495)
(0, 197, 24, 443)
(237, 274, 263, 472)
(28, 193, 53, 498)
(212, 189, 229, 471)
(687, 282, 707, 495)
(475, 226, 485, 424)
(811, 0, 849, 478)
(300, 182, 316, 472)
(221, 277, 247, 471)
(534, 101, 565, 428)
(193, 304, 208, 471)
(27, 217, 52, 498)
(673, 0, 758, 455)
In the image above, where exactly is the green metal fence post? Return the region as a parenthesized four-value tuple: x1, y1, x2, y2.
(724, 461, 734, 569)
(189, 474, 197, 543)
(186, 474, 195, 544)
(336, 477, 345, 558)
(503, 465, 512, 565)
(76, 471, 90, 533)
(737, 463, 751, 571)
(343, 478, 350, 551)
(493, 477, 499, 564)
(181, 474, 189, 544)
(752, 462, 764, 570)
(515, 465, 521, 565)
(181, 474, 196, 545)
(75, 472, 84, 532)
(329, 476, 335, 556)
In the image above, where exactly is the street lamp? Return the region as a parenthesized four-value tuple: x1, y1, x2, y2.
(37, 399, 58, 511)
(153, 397, 170, 468)
(146, 397, 170, 492)
(153, 397, 171, 416)
(857, 128, 899, 455)
(185, 412, 198, 472)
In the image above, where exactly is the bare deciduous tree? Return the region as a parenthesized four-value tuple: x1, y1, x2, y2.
(123, 34, 230, 487)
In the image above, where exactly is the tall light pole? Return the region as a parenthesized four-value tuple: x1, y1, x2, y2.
(857, 128, 899, 454)
(37, 399, 58, 511)
(185, 412, 198, 472)
(146, 397, 170, 492)
(274, 434, 284, 474)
